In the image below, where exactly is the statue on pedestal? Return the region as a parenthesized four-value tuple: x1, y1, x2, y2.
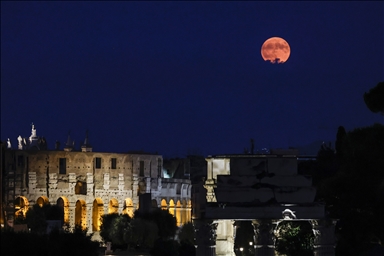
(29, 122, 37, 143)
(17, 136, 23, 150)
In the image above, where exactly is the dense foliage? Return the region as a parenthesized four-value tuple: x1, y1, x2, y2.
(99, 213, 131, 250)
(13, 203, 65, 234)
(98, 208, 196, 255)
(364, 81, 384, 115)
(176, 222, 196, 256)
(275, 221, 314, 256)
(134, 208, 178, 239)
(1, 226, 100, 256)
(177, 222, 195, 245)
(317, 123, 384, 255)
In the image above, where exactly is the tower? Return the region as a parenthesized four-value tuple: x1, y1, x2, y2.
(81, 130, 93, 152)
(64, 131, 74, 152)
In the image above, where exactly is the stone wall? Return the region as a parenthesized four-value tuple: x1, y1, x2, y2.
(2, 149, 192, 231)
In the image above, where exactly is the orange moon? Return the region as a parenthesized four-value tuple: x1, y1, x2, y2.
(261, 37, 290, 64)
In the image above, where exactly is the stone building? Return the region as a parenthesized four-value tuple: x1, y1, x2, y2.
(193, 148, 336, 256)
(0, 124, 192, 233)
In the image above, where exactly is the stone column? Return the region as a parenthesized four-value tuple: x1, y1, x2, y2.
(215, 220, 236, 256)
(311, 219, 337, 256)
(118, 173, 124, 191)
(103, 173, 110, 190)
(252, 219, 275, 256)
(193, 219, 218, 256)
(86, 173, 94, 195)
(69, 173, 76, 194)
(132, 174, 139, 206)
(86, 202, 93, 234)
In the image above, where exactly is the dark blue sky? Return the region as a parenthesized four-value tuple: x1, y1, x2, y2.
(1, 1, 383, 157)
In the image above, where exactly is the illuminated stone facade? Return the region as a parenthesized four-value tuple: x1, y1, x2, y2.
(193, 149, 336, 256)
(1, 125, 192, 234)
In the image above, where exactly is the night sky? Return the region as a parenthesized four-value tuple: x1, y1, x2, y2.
(1, 1, 383, 157)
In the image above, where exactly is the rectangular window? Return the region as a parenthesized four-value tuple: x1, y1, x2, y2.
(139, 161, 144, 176)
(176, 183, 182, 194)
(59, 158, 66, 174)
(111, 158, 117, 169)
(95, 158, 101, 169)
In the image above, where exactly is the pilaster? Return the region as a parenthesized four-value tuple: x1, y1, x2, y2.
(118, 173, 124, 191)
(68, 204, 76, 229)
(86, 173, 94, 195)
(103, 173, 110, 190)
(132, 174, 139, 206)
(69, 173, 76, 194)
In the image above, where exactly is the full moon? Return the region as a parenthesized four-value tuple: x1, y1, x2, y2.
(261, 37, 290, 64)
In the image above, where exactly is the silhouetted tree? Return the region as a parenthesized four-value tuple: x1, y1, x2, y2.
(335, 126, 346, 159)
(132, 209, 179, 255)
(150, 239, 179, 256)
(99, 209, 178, 253)
(26, 204, 46, 233)
(314, 142, 337, 188)
(319, 124, 384, 255)
(178, 240, 196, 256)
(177, 222, 196, 256)
(135, 208, 178, 240)
(364, 81, 384, 115)
(100, 213, 119, 243)
(1, 224, 100, 256)
(109, 214, 131, 250)
(100, 213, 131, 250)
(178, 222, 195, 245)
(128, 218, 158, 250)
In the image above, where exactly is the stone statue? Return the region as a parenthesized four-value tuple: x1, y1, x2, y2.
(23, 137, 29, 147)
(282, 209, 297, 220)
(31, 123, 36, 137)
(29, 123, 37, 143)
(17, 136, 23, 150)
(38, 136, 47, 150)
(7, 138, 11, 149)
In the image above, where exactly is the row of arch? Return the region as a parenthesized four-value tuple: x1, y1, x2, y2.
(14, 196, 192, 231)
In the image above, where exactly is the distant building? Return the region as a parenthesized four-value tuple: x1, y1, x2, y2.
(0, 124, 192, 233)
